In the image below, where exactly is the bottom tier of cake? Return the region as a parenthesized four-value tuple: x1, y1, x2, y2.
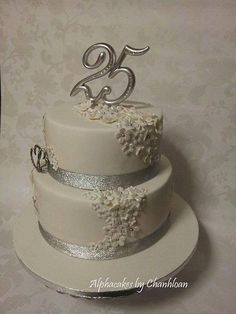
(31, 156, 172, 254)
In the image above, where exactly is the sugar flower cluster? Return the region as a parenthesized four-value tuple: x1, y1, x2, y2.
(73, 101, 162, 165)
(46, 146, 58, 170)
(84, 186, 147, 250)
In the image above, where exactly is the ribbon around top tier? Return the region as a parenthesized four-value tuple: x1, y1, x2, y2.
(38, 213, 170, 260)
(30, 145, 159, 190)
(30, 144, 159, 190)
(48, 164, 158, 190)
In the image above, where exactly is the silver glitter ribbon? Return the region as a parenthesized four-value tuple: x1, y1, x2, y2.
(48, 164, 159, 190)
(38, 214, 170, 260)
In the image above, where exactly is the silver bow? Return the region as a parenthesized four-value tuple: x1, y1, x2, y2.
(30, 145, 49, 173)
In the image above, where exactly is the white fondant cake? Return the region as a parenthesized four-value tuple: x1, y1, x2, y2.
(43, 101, 163, 175)
(31, 100, 173, 259)
(14, 43, 199, 297)
(32, 156, 172, 246)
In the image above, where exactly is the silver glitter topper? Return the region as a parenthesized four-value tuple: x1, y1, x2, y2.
(70, 43, 150, 106)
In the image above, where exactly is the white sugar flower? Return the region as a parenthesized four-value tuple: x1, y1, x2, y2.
(87, 186, 147, 250)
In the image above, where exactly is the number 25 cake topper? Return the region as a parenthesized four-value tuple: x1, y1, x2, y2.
(70, 43, 150, 106)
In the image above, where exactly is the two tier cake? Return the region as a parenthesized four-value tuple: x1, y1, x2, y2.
(31, 100, 172, 259)
(13, 43, 198, 298)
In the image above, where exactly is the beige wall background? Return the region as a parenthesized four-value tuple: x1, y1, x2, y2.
(0, 0, 236, 313)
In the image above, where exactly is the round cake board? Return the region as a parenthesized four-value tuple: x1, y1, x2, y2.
(13, 193, 199, 299)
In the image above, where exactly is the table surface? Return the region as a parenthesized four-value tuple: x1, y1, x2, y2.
(1, 1, 236, 313)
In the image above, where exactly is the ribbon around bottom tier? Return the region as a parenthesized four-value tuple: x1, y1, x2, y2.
(48, 163, 159, 190)
(38, 213, 170, 260)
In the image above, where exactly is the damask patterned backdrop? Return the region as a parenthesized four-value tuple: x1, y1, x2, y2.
(0, 1, 235, 313)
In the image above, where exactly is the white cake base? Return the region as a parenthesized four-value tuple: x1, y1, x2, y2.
(13, 193, 198, 298)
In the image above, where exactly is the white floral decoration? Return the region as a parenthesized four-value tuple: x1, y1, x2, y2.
(115, 109, 163, 165)
(73, 102, 163, 165)
(46, 146, 58, 170)
(84, 186, 147, 250)
(73, 101, 125, 123)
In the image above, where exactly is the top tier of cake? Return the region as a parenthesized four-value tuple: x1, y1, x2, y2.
(43, 101, 163, 176)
